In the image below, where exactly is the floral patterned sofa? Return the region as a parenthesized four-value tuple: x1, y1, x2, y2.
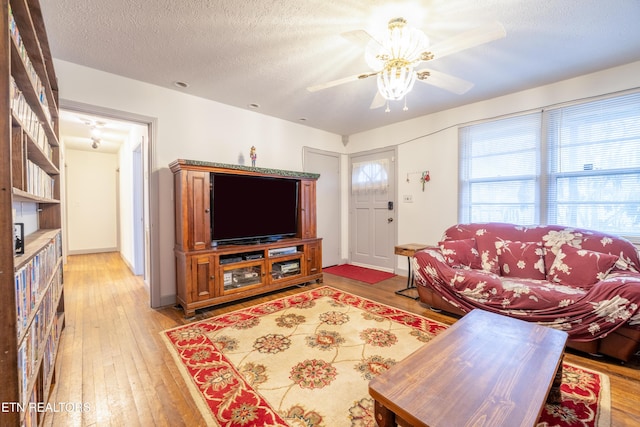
(412, 223, 640, 361)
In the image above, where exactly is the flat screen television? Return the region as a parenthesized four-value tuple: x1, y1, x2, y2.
(210, 173, 299, 244)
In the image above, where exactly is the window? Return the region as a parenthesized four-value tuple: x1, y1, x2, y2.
(460, 92, 640, 237)
(547, 93, 640, 235)
(351, 159, 389, 195)
(459, 113, 541, 224)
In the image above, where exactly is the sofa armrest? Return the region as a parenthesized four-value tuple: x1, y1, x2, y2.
(413, 248, 504, 301)
(412, 248, 454, 286)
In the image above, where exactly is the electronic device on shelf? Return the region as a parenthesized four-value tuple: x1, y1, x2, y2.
(268, 246, 297, 257)
(273, 261, 300, 274)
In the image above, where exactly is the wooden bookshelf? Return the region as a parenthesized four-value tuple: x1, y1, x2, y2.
(0, 1, 64, 426)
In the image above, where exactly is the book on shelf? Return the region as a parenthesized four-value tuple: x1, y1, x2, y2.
(26, 160, 55, 199)
(11, 76, 51, 157)
(8, 5, 52, 127)
(13, 232, 63, 405)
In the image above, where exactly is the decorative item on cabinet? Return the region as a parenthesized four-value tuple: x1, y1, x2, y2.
(250, 145, 257, 167)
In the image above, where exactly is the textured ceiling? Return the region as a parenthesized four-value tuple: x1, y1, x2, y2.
(59, 109, 138, 153)
(41, 0, 640, 136)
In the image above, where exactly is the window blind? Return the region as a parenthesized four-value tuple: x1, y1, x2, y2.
(459, 113, 542, 224)
(546, 92, 640, 235)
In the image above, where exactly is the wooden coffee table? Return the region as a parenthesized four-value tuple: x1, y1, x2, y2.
(369, 309, 568, 427)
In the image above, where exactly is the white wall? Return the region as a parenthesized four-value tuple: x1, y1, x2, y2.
(65, 149, 118, 253)
(347, 60, 640, 273)
(118, 134, 133, 267)
(12, 202, 39, 236)
(118, 123, 148, 273)
(54, 59, 345, 306)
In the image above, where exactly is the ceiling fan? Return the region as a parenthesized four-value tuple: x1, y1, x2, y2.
(307, 18, 506, 111)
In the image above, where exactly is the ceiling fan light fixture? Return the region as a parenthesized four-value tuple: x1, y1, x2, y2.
(308, 17, 501, 112)
(377, 62, 416, 101)
(366, 17, 429, 101)
(384, 18, 429, 62)
(364, 40, 385, 71)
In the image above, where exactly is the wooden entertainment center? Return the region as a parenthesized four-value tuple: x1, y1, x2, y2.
(170, 159, 323, 317)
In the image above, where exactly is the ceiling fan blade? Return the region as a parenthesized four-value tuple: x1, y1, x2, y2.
(342, 29, 385, 64)
(369, 91, 386, 109)
(416, 68, 474, 94)
(341, 29, 378, 47)
(306, 72, 377, 92)
(427, 21, 506, 60)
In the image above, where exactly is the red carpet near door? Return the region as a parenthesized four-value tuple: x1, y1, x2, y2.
(323, 264, 396, 284)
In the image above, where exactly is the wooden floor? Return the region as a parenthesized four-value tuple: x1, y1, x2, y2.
(44, 253, 640, 426)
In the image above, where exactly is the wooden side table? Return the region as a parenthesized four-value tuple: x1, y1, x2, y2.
(394, 243, 429, 300)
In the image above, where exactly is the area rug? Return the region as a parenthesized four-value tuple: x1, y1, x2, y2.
(161, 286, 610, 427)
(323, 264, 395, 284)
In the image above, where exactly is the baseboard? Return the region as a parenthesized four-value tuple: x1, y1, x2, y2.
(349, 261, 394, 273)
(396, 267, 409, 277)
(119, 254, 136, 275)
(159, 295, 177, 307)
(68, 247, 118, 255)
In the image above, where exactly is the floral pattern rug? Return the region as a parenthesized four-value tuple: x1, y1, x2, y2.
(161, 286, 610, 427)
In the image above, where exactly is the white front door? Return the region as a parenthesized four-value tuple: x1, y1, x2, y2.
(349, 148, 396, 271)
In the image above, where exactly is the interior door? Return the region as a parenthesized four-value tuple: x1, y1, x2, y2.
(304, 147, 341, 267)
(132, 142, 145, 276)
(349, 148, 396, 271)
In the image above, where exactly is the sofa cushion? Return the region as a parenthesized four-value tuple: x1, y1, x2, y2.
(540, 227, 640, 273)
(439, 238, 482, 269)
(546, 244, 619, 288)
(496, 241, 546, 280)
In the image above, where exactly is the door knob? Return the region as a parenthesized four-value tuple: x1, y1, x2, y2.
(388, 217, 393, 223)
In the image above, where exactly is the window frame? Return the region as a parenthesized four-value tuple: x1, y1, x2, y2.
(459, 91, 640, 240)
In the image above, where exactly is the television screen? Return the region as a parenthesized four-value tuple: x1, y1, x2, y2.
(211, 173, 299, 244)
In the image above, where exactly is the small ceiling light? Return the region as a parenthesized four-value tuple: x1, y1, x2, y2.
(248, 103, 260, 109)
(173, 81, 189, 88)
(82, 119, 104, 149)
(298, 117, 307, 122)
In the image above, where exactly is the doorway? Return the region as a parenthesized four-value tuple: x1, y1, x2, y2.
(59, 103, 153, 285)
(349, 147, 397, 271)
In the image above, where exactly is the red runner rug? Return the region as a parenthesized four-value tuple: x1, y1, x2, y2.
(162, 286, 610, 427)
(323, 264, 395, 284)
